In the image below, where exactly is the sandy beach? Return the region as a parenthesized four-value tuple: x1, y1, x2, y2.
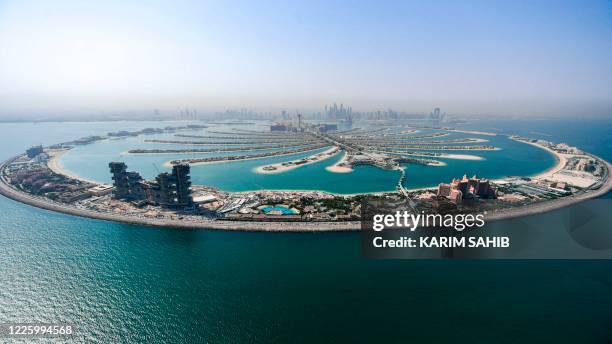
(3, 155, 610, 231)
(326, 151, 354, 173)
(509, 138, 567, 180)
(47, 149, 101, 185)
(439, 154, 484, 160)
(486, 161, 612, 221)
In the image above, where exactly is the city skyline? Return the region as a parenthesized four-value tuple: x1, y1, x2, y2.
(1, 0, 611, 118)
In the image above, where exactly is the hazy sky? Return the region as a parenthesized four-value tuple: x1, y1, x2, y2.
(1, 0, 611, 117)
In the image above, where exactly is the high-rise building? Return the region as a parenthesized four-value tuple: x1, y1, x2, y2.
(150, 164, 193, 207)
(109, 162, 144, 200)
(173, 164, 193, 206)
(438, 174, 496, 202)
(109, 162, 193, 208)
(26, 145, 44, 159)
(429, 107, 442, 121)
(324, 102, 353, 120)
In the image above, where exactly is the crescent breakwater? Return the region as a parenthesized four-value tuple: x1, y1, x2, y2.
(1, 122, 610, 232)
(1, 146, 610, 231)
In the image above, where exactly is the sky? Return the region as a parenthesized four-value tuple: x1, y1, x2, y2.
(0, 0, 611, 118)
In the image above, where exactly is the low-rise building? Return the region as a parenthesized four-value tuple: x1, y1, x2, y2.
(88, 184, 113, 196)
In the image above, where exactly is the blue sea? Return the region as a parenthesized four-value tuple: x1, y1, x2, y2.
(0, 118, 611, 343)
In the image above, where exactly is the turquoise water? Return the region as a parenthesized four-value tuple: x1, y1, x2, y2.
(58, 121, 556, 193)
(261, 205, 297, 214)
(1, 119, 611, 343)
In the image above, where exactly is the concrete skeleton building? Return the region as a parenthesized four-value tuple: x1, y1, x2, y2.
(109, 162, 144, 200)
(109, 162, 193, 208)
(149, 164, 193, 207)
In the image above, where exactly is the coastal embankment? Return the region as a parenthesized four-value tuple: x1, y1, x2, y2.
(1, 140, 610, 231)
(0, 155, 358, 232)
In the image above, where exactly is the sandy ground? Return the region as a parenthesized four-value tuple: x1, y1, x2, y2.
(439, 154, 484, 160)
(47, 149, 101, 185)
(510, 138, 567, 180)
(486, 163, 612, 221)
(255, 147, 340, 174)
(326, 151, 354, 173)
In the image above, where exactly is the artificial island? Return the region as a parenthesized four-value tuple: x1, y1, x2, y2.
(0, 114, 610, 231)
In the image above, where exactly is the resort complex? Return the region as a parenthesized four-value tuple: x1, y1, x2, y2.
(0, 119, 610, 231)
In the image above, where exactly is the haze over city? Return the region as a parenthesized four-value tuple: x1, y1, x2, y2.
(1, 0, 611, 119)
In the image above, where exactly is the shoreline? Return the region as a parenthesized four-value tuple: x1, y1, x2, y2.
(255, 147, 340, 174)
(161, 146, 330, 167)
(44, 139, 564, 195)
(2, 132, 610, 232)
(510, 138, 567, 180)
(2, 156, 610, 231)
(326, 151, 353, 173)
(1, 153, 611, 231)
(47, 149, 101, 184)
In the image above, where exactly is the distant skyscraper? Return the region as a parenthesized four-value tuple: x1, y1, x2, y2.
(324, 102, 353, 121)
(429, 107, 441, 121)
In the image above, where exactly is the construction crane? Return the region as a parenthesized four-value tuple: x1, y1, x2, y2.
(151, 163, 160, 174)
